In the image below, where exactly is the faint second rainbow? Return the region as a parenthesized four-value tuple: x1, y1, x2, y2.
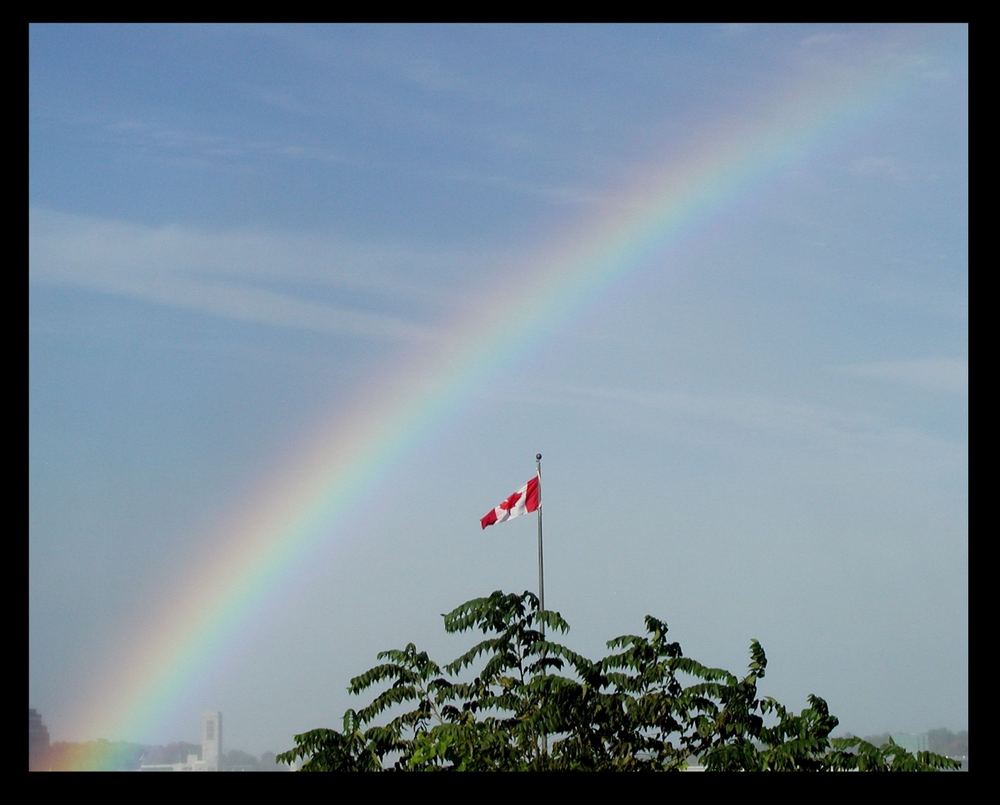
(60, 31, 942, 769)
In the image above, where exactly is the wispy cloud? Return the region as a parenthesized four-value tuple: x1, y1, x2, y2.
(545, 383, 881, 440)
(389, 54, 470, 94)
(242, 24, 472, 97)
(100, 118, 355, 167)
(508, 381, 966, 464)
(445, 171, 605, 207)
(717, 23, 755, 37)
(246, 86, 324, 118)
(798, 31, 853, 49)
(848, 155, 910, 183)
(836, 358, 968, 394)
(28, 208, 484, 343)
(791, 25, 937, 77)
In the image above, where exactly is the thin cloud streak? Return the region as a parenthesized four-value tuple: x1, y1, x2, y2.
(101, 118, 357, 167)
(836, 357, 968, 394)
(29, 208, 461, 343)
(445, 171, 606, 207)
(511, 381, 966, 462)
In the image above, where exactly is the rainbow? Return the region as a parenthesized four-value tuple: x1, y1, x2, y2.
(57, 31, 943, 770)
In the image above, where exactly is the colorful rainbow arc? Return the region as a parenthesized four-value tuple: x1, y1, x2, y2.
(59, 35, 940, 770)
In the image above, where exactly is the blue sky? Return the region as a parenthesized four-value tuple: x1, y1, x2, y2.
(29, 23, 967, 757)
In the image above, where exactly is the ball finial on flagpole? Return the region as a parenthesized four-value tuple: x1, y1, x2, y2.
(536, 453, 542, 460)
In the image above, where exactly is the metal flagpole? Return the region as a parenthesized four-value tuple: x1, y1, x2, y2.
(535, 452, 547, 758)
(536, 452, 544, 621)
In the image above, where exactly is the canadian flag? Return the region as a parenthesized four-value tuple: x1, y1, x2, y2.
(480, 475, 541, 529)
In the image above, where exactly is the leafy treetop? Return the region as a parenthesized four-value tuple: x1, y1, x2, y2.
(277, 591, 960, 772)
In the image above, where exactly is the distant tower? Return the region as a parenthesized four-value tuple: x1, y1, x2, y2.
(201, 711, 222, 771)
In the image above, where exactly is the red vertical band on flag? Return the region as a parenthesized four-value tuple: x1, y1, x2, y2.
(523, 475, 540, 513)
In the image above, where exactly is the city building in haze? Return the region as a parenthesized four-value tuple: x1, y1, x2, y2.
(201, 711, 222, 771)
(139, 712, 223, 771)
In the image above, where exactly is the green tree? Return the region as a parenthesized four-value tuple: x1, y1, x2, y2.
(277, 591, 960, 772)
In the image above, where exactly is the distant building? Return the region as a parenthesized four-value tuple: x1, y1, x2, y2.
(139, 712, 223, 772)
(29, 709, 50, 771)
(202, 712, 222, 771)
(891, 732, 929, 754)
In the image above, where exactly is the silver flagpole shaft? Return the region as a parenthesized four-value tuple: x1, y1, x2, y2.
(536, 452, 544, 619)
(535, 452, 547, 760)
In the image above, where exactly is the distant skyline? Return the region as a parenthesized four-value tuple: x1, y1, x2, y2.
(32, 708, 967, 771)
(30, 23, 966, 759)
